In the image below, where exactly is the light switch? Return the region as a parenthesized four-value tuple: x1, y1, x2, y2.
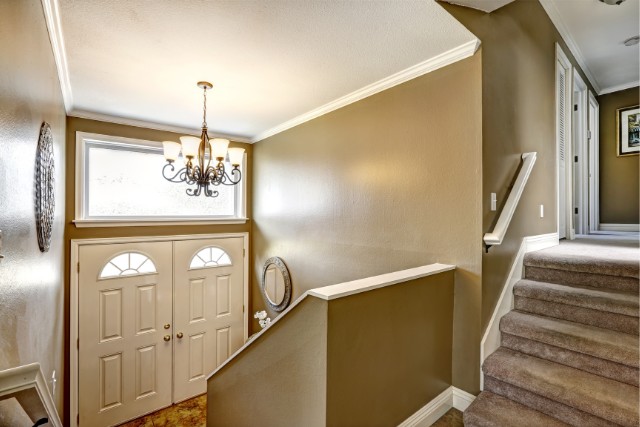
(490, 193, 497, 211)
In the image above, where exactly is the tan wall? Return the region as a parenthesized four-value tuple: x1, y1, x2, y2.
(0, 0, 67, 420)
(252, 55, 482, 392)
(441, 0, 596, 343)
(64, 117, 252, 422)
(326, 272, 454, 426)
(208, 297, 328, 427)
(597, 87, 640, 224)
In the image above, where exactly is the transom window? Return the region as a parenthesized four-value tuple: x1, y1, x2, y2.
(100, 252, 157, 279)
(190, 247, 232, 270)
(75, 132, 246, 226)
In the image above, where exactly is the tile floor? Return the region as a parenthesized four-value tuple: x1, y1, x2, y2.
(118, 395, 206, 427)
(120, 396, 463, 427)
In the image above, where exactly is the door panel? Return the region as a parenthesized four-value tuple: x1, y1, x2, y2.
(79, 242, 173, 427)
(173, 238, 245, 403)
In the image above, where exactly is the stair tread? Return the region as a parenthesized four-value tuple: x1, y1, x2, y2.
(464, 391, 569, 427)
(514, 279, 639, 316)
(524, 243, 639, 279)
(484, 347, 639, 425)
(500, 311, 639, 367)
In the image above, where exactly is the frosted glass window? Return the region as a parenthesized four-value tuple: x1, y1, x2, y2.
(76, 135, 245, 221)
(190, 247, 232, 270)
(100, 252, 157, 279)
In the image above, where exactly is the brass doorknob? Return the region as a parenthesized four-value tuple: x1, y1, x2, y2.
(164, 323, 171, 329)
(163, 335, 171, 342)
(176, 332, 184, 339)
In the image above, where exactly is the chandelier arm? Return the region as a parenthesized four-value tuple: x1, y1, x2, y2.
(220, 168, 242, 186)
(162, 163, 188, 183)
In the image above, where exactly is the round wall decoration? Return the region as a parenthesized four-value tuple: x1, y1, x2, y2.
(35, 122, 55, 252)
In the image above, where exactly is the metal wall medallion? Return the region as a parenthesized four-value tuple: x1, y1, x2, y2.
(260, 257, 292, 312)
(35, 122, 55, 252)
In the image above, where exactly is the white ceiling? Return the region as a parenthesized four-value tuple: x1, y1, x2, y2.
(540, 0, 639, 94)
(440, 0, 515, 13)
(52, 0, 478, 142)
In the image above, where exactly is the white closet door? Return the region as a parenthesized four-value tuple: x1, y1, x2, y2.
(173, 238, 245, 403)
(78, 242, 173, 427)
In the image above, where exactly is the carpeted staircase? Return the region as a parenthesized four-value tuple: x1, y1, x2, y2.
(465, 240, 640, 426)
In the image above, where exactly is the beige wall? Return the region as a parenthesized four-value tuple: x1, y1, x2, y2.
(597, 87, 640, 224)
(208, 297, 328, 427)
(442, 0, 596, 340)
(252, 55, 482, 392)
(208, 272, 453, 427)
(0, 0, 67, 420)
(326, 272, 454, 426)
(64, 117, 252, 422)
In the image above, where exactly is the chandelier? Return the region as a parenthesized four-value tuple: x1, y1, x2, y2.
(161, 81, 244, 197)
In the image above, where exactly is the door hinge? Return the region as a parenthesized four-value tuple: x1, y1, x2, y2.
(242, 305, 245, 313)
(77, 338, 79, 350)
(587, 130, 592, 139)
(574, 207, 579, 214)
(77, 262, 80, 273)
(574, 104, 578, 111)
(243, 248, 245, 257)
(77, 413, 79, 425)
(574, 155, 578, 163)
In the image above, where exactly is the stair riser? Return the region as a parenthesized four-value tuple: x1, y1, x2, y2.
(514, 296, 639, 335)
(524, 266, 639, 293)
(501, 333, 639, 387)
(484, 376, 627, 427)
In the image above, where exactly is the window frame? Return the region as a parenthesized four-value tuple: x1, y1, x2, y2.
(74, 132, 247, 227)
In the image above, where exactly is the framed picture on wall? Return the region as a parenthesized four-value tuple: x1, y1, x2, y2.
(617, 105, 640, 156)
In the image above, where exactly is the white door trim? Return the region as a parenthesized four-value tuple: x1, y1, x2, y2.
(70, 232, 249, 427)
(587, 91, 600, 233)
(556, 43, 573, 240)
(572, 70, 589, 236)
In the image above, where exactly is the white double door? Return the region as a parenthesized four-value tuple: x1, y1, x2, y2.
(77, 237, 245, 427)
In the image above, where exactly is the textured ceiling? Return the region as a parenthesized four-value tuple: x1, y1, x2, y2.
(57, 0, 477, 141)
(541, 0, 639, 94)
(439, 0, 515, 13)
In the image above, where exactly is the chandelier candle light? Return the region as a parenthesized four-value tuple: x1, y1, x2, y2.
(162, 81, 244, 197)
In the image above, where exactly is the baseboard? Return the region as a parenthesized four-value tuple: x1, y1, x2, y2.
(599, 223, 640, 233)
(399, 386, 476, 427)
(479, 232, 559, 390)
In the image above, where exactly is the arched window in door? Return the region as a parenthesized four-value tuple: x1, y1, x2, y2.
(99, 252, 157, 279)
(189, 246, 232, 270)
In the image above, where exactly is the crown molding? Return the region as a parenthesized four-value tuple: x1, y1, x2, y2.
(42, 0, 73, 113)
(539, 0, 602, 94)
(599, 80, 640, 95)
(69, 109, 252, 143)
(252, 38, 481, 143)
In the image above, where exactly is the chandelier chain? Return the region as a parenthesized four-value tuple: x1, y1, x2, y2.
(202, 87, 208, 128)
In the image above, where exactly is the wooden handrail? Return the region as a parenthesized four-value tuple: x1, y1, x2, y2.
(484, 152, 537, 249)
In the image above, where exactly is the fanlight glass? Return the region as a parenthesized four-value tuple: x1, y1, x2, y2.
(100, 252, 157, 279)
(190, 246, 232, 270)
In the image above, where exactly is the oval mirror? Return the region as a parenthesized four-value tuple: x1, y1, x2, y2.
(261, 257, 292, 312)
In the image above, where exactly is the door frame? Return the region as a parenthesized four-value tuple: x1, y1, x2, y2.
(587, 91, 601, 233)
(572, 69, 589, 235)
(555, 43, 573, 239)
(70, 232, 249, 427)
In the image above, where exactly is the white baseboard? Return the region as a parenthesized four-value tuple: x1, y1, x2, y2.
(398, 386, 476, 427)
(479, 232, 559, 390)
(598, 223, 640, 233)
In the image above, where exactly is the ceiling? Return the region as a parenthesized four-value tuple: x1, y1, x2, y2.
(440, 0, 515, 13)
(540, 0, 639, 94)
(51, 0, 478, 142)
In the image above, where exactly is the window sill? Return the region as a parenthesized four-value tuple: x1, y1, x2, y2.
(73, 218, 248, 228)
